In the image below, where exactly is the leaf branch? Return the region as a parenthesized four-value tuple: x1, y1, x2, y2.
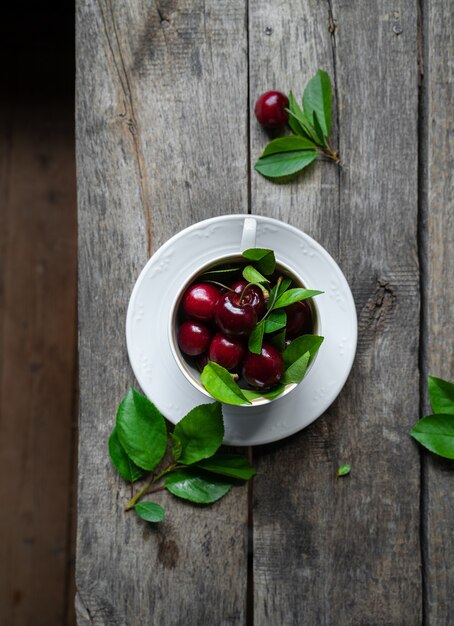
(255, 70, 341, 180)
(124, 463, 177, 511)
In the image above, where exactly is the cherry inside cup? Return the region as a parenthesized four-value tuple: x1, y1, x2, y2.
(169, 255, 320, 406)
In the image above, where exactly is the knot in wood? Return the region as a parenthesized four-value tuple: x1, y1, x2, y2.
(361, 279, 397, 334)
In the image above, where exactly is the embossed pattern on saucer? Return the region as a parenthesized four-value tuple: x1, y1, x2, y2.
(126, 215, 357, 446)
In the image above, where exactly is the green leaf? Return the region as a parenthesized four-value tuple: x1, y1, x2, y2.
(289, 111, 321, 145)
(116, 388, 167, 471)
(277, 277, 292, 296)
(281, 351, 311, 385)
(303, 69, 332, 138)
(242, 248, 276, 275)
(287, 93, 323, 145)
(200, 267, 241, 280)
(171, 433, 182, 461)
(269, 328, 286, 352)
(173, 402, 224, 465)
(283, 335, 324, 368)
(267, 277, 292, 311)
(264, 310, 287, 334)
(337, 464, 351, 477)
(242, 265, 269, 285)
(287, 92, 320, 144)
(165, 468, 232, 504)
(287, 112, 304, 136)
(255, 150, 318, 179)
(201, 362, 251, 406)
(287, 91, 306, 135)
(135, 501, 165, 523)
(262, 136, 316, 157)
(108, 427, 145, 482)
(312, 111, 328, 147)
(242, 384, 286, 401)
(428, 376, 454, 414)
(410, 414, 454, 459)
(196, 454, 256, 480)
(267, 284, 278, 311)
(248, 320, 265, 354)
(273, 288, 323, 309)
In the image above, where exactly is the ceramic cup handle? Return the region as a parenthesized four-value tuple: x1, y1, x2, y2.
(240, 217, 257, 252)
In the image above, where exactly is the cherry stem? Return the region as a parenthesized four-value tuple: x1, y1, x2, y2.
(204, 280, 234, 292)
(146, 485, 166, 496)
(320, 145, 340, 163)
(239, 282, 254, 305)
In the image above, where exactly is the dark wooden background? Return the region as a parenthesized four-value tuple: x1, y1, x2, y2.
(75, 1, 453, 625)
(0, 3, 77, 625)
(1, 0, 452, 625)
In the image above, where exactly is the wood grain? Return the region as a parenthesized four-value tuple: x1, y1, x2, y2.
(0, 97, 77, 625)
(423, 0, 454, 622)
(76, 1, 249, 623)
(76, 0, 454, 622)
(250, 1, 422, 623)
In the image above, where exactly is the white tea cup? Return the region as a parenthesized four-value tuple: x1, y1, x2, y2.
(168, 217, 321, 406)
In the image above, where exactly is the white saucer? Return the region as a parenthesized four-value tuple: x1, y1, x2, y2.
(126, 215, 357, 446)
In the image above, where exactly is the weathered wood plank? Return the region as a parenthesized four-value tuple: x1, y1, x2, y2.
(250, 1, 339, 257)
(76, 1, 249, 624)
(0, 98, 77, 625)
(250, 1, 422, 623)
(423, 0, 454, 622)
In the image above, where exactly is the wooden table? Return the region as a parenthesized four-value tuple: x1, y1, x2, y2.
(76, 2, 453, 624)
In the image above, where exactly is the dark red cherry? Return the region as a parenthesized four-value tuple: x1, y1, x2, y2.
(231, 280, 266, 318)
(178, 321, 211, 356)
(208, 333, 245, 371)
(254, 90, 289, 129)
(182, 283, 221, 322)
(285, 300, 313, 338)
(242, 343, 284, 389)
(214, 292, 257, 338)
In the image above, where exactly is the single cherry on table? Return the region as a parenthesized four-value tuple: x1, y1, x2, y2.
(254, 90, 289, 129)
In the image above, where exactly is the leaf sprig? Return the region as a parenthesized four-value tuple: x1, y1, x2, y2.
(241, 248, 322, 356)
(255, 70, 340, 180)
(200, 247, 324, 405)
(108, 389, 256, 523)
(410, 375, 454, 459)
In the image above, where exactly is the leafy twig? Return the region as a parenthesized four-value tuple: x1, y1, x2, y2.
(124, 464, 176, 511)
(255, 70, 340, 180)
(108, 391, 256, 523)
